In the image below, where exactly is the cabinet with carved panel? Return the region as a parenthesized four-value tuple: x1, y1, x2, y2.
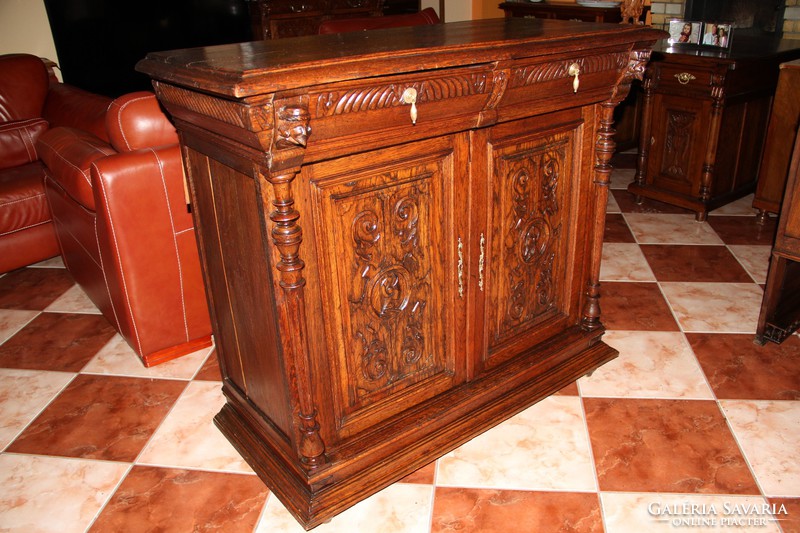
(138, 18, 663, 530)
(629, 39, 800, 221)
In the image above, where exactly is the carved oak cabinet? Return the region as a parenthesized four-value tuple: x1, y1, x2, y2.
(137, 19, 663, 529)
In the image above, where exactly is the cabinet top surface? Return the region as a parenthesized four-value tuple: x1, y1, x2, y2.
(654, 36, 800, 65)
(136, 18, 664, 98)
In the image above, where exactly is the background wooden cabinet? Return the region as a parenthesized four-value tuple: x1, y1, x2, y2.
(630, 40, 800, 221)
(249, 0, 385, 39)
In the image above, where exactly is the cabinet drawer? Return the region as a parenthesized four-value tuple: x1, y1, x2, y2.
(300, 64, 494, 154)
(329, 0, 381, 12)
(500, 50, 630, 118)
(654, 64, 717, 97)
(265, 0, 325, 15)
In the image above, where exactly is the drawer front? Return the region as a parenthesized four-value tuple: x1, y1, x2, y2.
(329, 0, 382, 12)
(297, 64, 495, 157)
(653, 64, 719, 97)
(499, 50, 630, 119)
(265, 0, 325, 15)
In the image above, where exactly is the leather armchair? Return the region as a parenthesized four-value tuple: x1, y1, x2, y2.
(0, 54, 77, 273)
(38, 92, 212, 366)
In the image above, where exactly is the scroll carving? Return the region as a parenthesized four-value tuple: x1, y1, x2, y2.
(315, 73, 489, 117)
(491, 138, 567, 344)
(664, 111, 695, 181)
(332, 170, 437, 405)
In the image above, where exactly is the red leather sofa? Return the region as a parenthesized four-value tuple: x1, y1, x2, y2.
(0, 53, 76, 273)
(0, 53, 211, 366)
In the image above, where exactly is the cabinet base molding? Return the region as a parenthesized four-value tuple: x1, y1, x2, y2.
(216, 335, 616, 530)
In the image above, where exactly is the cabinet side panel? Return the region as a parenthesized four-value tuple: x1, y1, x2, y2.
(185, 148, 293, 438)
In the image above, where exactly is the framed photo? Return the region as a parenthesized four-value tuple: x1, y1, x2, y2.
(667, 20, 702, 45)
(700, 22, 733, 49)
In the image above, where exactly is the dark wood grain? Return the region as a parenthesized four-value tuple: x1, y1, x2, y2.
(138, 18, 664, 529)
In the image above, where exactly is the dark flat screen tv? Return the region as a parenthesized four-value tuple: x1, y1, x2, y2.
(44, 0, 252, 97)
(684, 0, 785, 37)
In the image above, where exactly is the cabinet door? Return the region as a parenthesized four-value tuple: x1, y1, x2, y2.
(305, 134, 468, 441)
(645, 93, 711, 197)
(475, 113, 589, 372)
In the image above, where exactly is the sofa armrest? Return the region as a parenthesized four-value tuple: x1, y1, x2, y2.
(37, 127, 116, 210)
(0, 118, 48, 170)
(43, 84, 113, 142)
(91, 145, 210, 357)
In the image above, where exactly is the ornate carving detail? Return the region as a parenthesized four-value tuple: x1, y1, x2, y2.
(276, 102, 311, 149)
(509, 54, 628, 88)
(620, 0, 645, 25)
(664, 111, 695, 181)
(154, 82, 273, 131)
(625, 49, 652, 82)
(498, 142, 564, 336)
(336, 175, 435, 399)
(315, 73, 489, 117)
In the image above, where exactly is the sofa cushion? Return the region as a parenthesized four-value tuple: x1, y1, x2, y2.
(0, 54, 49, 122)
(0, 118, 48, 170)
(37, 127, 115, 211)
(106, 92, 177, 153)
(0, 161, 51, 236)
(43, 84, 112, 143)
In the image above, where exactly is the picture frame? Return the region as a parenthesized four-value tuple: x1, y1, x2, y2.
(700, 22, 733, 49)
(667, 19, 702, 45)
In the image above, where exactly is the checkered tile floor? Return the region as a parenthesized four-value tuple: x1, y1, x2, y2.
(0, 168, 798, 532)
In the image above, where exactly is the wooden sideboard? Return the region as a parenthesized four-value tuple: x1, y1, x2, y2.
(137, 19, 663, 529)
(756, 91, 800, 344)
(249, 0, 384, 39)
(499, 1, 649, 24)
(630, 38, 800, 221)
(753, 60, 800, 221)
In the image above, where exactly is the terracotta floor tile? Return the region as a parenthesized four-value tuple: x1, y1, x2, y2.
(728, 245, 771, 284)
(706, 215, 777, 246)
(0, 267, 75, 310)
(0, 454, 129, 533)
(601, 493, 783, 533)
(624, 214, 724, 245)
(719, 400, 800, 497)
(640, 244, 752, 283)
(601, 243, 656, 282)
(584, 398, 759, 494)
(604, 213, 636, 243)
(0, 308, 37, 344)
(768, 497, 800, 533)
(660, 282, 763, 334)
(612, 190, 695, 215)
(7, 374, 186, 461)
(0, 312, 117, 372)
(256, 483, 434, 532)
(687, 333, 800, 400)
(82, 334, 210, 380)
(401, 461, 436, 484)
(0, 368, 74, 449)
(431, 488, 603, 533)
(137, 381, 252, 472)
(600, 282, 680, 331)
(194, 348, 222, 381)
(437, 396, 596, 492)
(580, 331, 712, 399)
(89, 466, 269, 533)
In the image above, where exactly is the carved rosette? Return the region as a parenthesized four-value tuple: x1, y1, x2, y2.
(340, 177, 434, 401)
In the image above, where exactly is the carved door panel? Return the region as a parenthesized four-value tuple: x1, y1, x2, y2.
(307, 134, 468, 441)
(646, 93, 710, 196)
(477, 120, 582, 372)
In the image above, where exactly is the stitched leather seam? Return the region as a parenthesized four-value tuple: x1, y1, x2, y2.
(0, 192, 47, 208)
(114, 95, 152, 151)
(0, 219, 51, 237)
